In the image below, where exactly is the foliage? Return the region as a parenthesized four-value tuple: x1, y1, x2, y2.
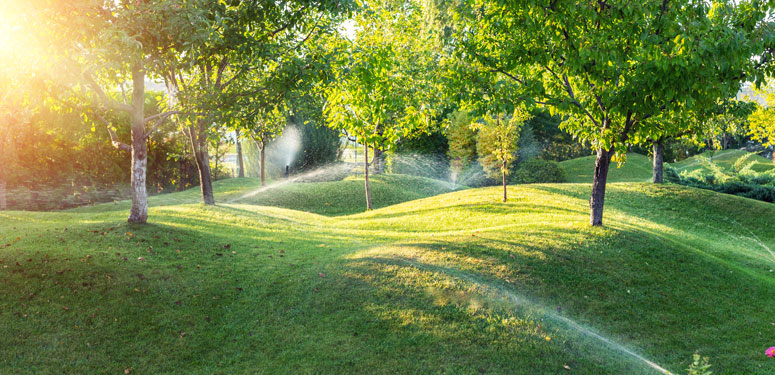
(512, 159, 566, 184)
(447, 0, 775, 224)
(687, 353, 713, 375)
(446, 110, 478, 173)
(474, 109, 531, 180)
(292, 123, 343, 172)
(1, 92, 199, 210)
(748, 83, 775, 147)
(324, 0, 439, 155)
(673, 154, 775, 203)
(517, 122, 541, 163)
(387, 131, 450, 179)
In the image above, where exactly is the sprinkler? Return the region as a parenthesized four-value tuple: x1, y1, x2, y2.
(285, 165, 290, 178)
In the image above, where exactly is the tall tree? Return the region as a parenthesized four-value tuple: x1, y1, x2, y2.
(451, 0, 775, 225)
(325, 0, 439, 210)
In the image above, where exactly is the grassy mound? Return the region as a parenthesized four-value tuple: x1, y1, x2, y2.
(561, 153, 653, 183)
(71, 173, 459, 217)
(671, 149, 775, 174)
(1, 183, 774, 374)
(223, 173, 459, 216)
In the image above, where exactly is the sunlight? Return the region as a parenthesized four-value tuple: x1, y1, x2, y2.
(0, 3, 43, 69)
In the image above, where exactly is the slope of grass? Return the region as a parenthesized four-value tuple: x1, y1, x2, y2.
(72, 173, 458, 217)
(561, 153, 654, 183)
(224, 174, 459, 216)
(672, 149, 775, 174)
(1, 182, 774, 374)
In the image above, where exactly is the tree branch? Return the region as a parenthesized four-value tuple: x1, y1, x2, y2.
(92, 112, 131, 152)
(83, 70, 134, 113)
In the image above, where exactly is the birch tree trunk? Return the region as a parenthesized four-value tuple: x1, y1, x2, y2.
(128, 65, 149, 224)
(236, 129, 245, 178)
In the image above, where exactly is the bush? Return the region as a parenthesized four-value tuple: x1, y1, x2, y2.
(512, 159, 566, 184)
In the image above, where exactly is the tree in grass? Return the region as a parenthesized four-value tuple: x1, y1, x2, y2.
(325, 0, 439, 210)
(449, 0, 775, 226)
(474, 108, 531, 202)
(243, 106, 287, 187)
(160, 0, 352, 205)
(28, 0, 188, 223)
(639, 100, 757, 183)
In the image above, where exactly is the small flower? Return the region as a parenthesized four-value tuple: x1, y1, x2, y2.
(766, 347, 775, 358)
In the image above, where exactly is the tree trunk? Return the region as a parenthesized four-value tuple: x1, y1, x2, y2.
(191, 119, 215, 205)
(502, 160, 507, 202)
(128, 65, 149, 224)
(260, 142, 266, 186)
(589, 148, 614, 227)
(235, 129, 245, 178)
(653, 141, 664, 184)
(371, 148, 382, 174)
(364, 144, 373, 210)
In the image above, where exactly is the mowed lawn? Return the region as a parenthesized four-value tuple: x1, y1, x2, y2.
(561, 153, 654, 183)
(1, 176, 774, 374)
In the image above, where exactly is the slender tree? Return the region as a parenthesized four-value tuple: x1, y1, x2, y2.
(474, 108, 531, 201)
(325, 0, 439, 209)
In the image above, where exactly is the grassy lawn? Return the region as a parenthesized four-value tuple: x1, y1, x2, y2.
(561, 153, 654, 183)
(1, 175, 774, 374)
(671, 149, 775, 174)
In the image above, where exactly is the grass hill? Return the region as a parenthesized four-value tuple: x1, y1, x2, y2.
(223, 174, 459, 216)
(1, 178, 774, 374)
(671, 149, 775, 174)
(561, 153, 654, 183)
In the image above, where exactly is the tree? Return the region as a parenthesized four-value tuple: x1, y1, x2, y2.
(26, 0, 188, 223)
(235, 129, 245, 178)
(474, 108, 531, 201)
(451, 0, 775, 226)
(161, 0, 351, 205)
(748, 82, 775, 160)
(447, 110, 478, 175)
(244, 107, 287, 186)
(325, 0, 439, 210)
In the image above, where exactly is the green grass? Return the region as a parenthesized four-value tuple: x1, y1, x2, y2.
(561, 153, 654, 183)
(1, 177, 774, 374)
(221, 174, 459, 216)
(671, 149, 775, 174)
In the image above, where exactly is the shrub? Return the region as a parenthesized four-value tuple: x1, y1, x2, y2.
(512, 159, 566, 184)
(687, 353, 712, 375)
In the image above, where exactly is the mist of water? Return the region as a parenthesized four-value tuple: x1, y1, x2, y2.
(227, 163, 354, 203)
(271, 126, 301, 168)
(449, 271, 673, 374)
